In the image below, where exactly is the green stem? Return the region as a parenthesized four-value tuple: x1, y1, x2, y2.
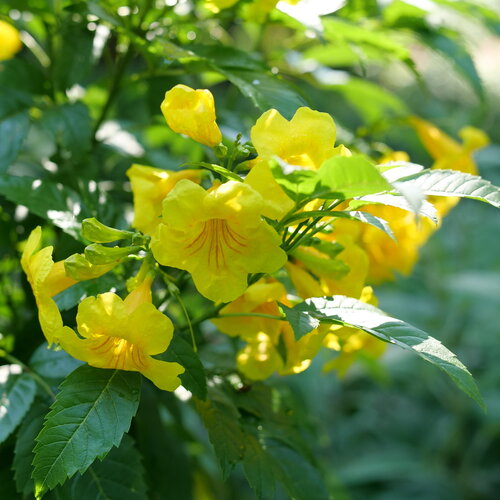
(92, 43, 134, 143)
(0, 352, 56, 400)
(216, 312, 285, 321)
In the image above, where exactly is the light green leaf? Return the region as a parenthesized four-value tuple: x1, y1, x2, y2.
(60, 435, 148, 500)
(0, 364, 37, 444)
(294, 296, 485, 409)
(32, 366, 141, 495)
(159, 334, 207, 400)
(316, 155, 393, 199)
(398, 169, 500, 209)
(0, 110, 30, 172)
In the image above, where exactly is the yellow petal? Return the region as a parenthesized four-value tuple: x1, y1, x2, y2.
(251, 107, 337, 170)
(161, 84, 222, 147)
(43, 261, 77, 297)
(141, 357, 184, 391)
(0, 20, 22, 61)
(126, 164, 202, 235)
(236, 333, 283, 380)
(244, 161, 294, 219)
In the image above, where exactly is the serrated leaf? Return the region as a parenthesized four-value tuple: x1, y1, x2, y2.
(13, 400, 48, 496)
(194, 391, 246, 478)
(280, 302, 320, 340)
(159, 334, 207, 400)
(0, 364, 37, 444)
(0, 175, 86, 240)
(32, 366, 141, 495)
(398, 169, 500, 209)
(350, 194, 438, 223)
(30, 343, 84, 380)
(242, 430, 276, 500)
(294, 296, 485, 409)
(61, 434, 148, 500)
(0, 110, 30, 172)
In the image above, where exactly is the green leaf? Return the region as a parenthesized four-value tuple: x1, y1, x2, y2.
(54, 272, 125, 311)
(279, 303, 320, 340)
(0, 175, 85, 240)
(269, 162, 318, 202)
(30, 343, 84, 380)
(264, 437, 329, 500)
(398, 169, 500, 209)
(218, 69, 308, 120)
(316, 155, 393, 199)
(13, 400, 48, 497)
(159, 334, 207, 400)
(60, 435, 148, 500)
(32, 366, 141, 495)
(294, 296, 485, 409)
(241, 430, 276, 500)
(194, 390, 246, 478)
(0, 110, 30, 172)
(0, 364, 37, 444)
(41, 102, 92, 157)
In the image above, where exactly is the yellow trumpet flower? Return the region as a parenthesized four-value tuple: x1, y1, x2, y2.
(0, 20, 22, 61)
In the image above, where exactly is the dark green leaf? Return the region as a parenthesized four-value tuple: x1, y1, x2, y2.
(280, 302, 320, 340)
(13, 400, 48, 497)
(0, 175, 85, 240)
(54, 272, 125, 311)
(294, 296, 485, 409)
(32, 366, 141, 494)
(159, 334, 207, 400)
(30, 343, 84, 380)
(41, 102, 92, 157)
(194, 391, 246, 478)
(61, 435, 148, 500)
(0, 364, 37, 444)
(0, 110, 30, 172)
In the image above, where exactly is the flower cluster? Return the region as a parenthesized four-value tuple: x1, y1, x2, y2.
(21, 84, 488, 389)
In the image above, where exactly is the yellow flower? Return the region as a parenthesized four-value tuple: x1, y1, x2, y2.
(126, 164, 202, 235)
(251, 107, 344, 170)
(21, 227, 76, 345)
(59, 278, 184, 391)
(161, 84, 222, 147)
(410, 116, 489, 218)
(151, 179, 287, 302)
(0, 20, 22, 61)
(212, 280, 286, 342)
(243, 161, 294, 219)
(322, 287, 386, 376)
(237, 332, 284, 381)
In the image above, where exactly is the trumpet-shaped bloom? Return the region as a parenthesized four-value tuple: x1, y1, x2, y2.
(212, 281, 286, 342)
(126, 164, 202, 235)
(21, 227, 76, 345)
(59, 279, 184, 391)
(322, 287, 386, 376)
(251, 107, 346, 170)
(0, 20, 22, 61)
(161, 84, 222, 147)
(244, 161, 294, 220)
(151, 179, 287, 302)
